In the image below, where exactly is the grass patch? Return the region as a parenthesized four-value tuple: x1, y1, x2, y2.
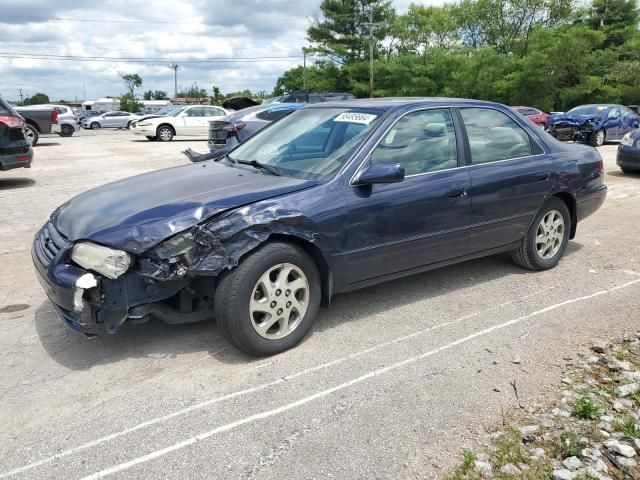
(550, 432, 582, 459)
(572, 395, 601, 420)
(443, 450, 481, 480)
(494, 428, 526, 467)
(616, 416, 640, 439)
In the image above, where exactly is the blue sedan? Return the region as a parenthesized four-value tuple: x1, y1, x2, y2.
(32, 98, 607, 355)
(548, 104, 639, 147)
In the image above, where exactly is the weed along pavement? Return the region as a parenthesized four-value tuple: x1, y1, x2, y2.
(1, 130, 639, 479)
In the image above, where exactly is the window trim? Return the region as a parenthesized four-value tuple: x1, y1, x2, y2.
(456, 106, 546, 166)
(349, 106, 463, 185)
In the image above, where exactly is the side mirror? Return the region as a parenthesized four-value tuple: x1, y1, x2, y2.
(354, 162, 405, 185)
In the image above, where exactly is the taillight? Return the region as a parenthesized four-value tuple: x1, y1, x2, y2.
(231, 123, 246, 132)
(0, 115, 24, 128)
(598, 158, 605, 175)
(51, 110, 58, 124)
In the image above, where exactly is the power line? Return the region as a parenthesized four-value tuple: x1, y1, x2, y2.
(0, 52, 305, 64)
(0, 14, 312, 25)
(0, 42, 261, 52)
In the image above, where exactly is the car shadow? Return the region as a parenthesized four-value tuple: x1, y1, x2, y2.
(608, 170, 640, 178)
(35, 142, 61, 147)
(35, 244, 584, 370)
(0, 178, 35, 190)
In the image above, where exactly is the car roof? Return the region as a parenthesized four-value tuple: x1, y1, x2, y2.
(306, 97, 506, 112)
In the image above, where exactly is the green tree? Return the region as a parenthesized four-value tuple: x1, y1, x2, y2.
(143, 90, 168, 100)
(120, 73, 143, 100)
(211, 86, 225, 104)
(178, 83, 208, 99)
(23, 92, 50, 105)
(307, 0, 395, 64)
(119, 92, 142, 112)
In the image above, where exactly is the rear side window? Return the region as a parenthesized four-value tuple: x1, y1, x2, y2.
(186, 107, 204, 117)
(460, 108, 533, 164)
(517, 108, 539, 116)
(371, 108, 458, 175)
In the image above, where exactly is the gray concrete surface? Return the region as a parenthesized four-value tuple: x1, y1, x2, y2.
(0, 130, 639, 479)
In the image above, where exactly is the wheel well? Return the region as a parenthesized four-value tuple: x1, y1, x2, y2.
(553, 192, 577, 239)
(157, 123, 175, 134)
(269, 234, 333, 307)
(25, 120, 40, 132)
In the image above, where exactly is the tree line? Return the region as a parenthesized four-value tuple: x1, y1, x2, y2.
(274, 0, 640, 112)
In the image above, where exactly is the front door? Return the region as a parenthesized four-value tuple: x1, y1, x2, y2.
(342, 108, 471, 284)
(182, 107, 206, 135)
(604, 107, 623, 140)
(458, 107, 554, 252)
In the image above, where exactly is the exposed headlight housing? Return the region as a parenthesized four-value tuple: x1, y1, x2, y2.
(621, 133, 635, 146)
(152, 231, 199, 262)
(71, 242, 132, 279)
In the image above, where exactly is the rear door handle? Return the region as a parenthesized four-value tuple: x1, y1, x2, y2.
(536, 172, 551, 181)
(448, 187, 468, 199)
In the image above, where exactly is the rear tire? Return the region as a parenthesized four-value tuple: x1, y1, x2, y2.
(511, 197, 571, 271)
(24, 124, 39, 146)
(214, 242, 321, 356)
(59, 124, 74, 137)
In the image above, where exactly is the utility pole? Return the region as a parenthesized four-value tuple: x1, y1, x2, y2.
(18, 88, 23, 105)
(368, 7, 374, 98)
(169, 63, 179, 98)
(302, 47, 308, 91)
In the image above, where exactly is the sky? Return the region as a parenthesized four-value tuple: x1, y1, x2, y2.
(0, 0, 422, 103)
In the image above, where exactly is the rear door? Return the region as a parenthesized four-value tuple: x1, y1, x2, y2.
(604, 107, 622, 139)
(459, 107, 554, 253)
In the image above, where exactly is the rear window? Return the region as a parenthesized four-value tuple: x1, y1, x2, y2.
(0, 97, 13, 115)
(255, 108, 295, 121)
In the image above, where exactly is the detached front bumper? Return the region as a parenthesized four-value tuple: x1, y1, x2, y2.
(32, 222, 193, 336)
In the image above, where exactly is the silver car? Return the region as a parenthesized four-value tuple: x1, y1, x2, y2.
(80, 111, 140, 129)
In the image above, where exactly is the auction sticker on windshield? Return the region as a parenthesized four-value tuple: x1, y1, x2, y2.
(334, 112, 378, 125)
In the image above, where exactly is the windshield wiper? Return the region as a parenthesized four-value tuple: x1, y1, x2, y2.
(237, 159, 282, 176)
(218, 153, 238, 166)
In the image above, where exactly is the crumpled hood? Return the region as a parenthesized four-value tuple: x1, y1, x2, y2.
(51, 161, 317, 253)
(548, 113, 600, 126)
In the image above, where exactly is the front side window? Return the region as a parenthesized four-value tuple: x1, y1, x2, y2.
(186, 107, 204, 117)
(607, 107, 621, 119)
(228, 107, 382, 180)
(370, 109, 458, 175)
(460, 108, 533, 164)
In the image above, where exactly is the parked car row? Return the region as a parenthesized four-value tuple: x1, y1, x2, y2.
(0, 96, 33, 171)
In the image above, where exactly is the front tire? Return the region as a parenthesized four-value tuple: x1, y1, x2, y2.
(157, 125, 174, 142)
(214, 242, 321, 356)
(590, 129, 605, 147)
(511, 198, 570, 271)
(90, 122, 100, 130)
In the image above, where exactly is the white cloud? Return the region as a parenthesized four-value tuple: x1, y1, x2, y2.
(0, 0, 444, 101)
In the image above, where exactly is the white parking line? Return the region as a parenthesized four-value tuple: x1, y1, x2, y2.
(79, 279, 640, 480)
(0, 287, 549, 479)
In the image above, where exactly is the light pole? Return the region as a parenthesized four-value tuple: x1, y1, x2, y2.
(169, 63, 179, 98)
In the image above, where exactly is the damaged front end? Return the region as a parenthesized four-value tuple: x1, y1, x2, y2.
(548, 116, 600, 142)
(33, 200, 318, 336)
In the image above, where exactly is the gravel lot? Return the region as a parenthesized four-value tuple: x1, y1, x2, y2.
(1, 129, 639, 480)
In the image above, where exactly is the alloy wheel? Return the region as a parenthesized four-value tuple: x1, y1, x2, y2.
(535, 209, 565, 260)
(23, 126, 35, 144)
(249, 263, 309, 340)
(595, 130, 605, 146)
(158, 127, 173, 141)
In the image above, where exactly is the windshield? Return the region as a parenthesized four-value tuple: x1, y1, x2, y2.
(167, 107, 188, 117)
(228, 107, 382, 181)
(567, 105, 609, 116)
(153, 106, 179, 116)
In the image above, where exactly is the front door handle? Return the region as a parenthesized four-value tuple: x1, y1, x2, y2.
(448, 187, 468, 199)
(536, 172, 551, 181)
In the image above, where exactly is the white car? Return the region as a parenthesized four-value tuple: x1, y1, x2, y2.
(131, 105, 228, 141)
